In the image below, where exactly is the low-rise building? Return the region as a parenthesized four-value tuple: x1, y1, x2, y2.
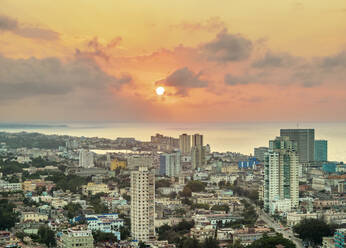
(286, 212, 319, 226)
(58, 228, 94, 248)
(190, 225, 215, 241)
(85, 213, 124, 240)
(22, 212, 49, 222)
(82, 182, 110, 196)
(0, 180, 22, 192)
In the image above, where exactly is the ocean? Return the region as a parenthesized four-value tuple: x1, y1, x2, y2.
(0, 122, 345, 162)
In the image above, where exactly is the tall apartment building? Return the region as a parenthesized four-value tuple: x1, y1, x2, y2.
(159, 151, 181, 177)
(179, 134, 191, 155)
(254, 147, 269, 162)
(264, 136, 299, 214)
(191, 134, 205, 169)
(280, 129, 315, 163)
(131, 166, 155, 242)
(59, 229, 94, 248)
(79, 149, 94, 168)
(314, 140, 328, 162)
(192, 134, 203, 147)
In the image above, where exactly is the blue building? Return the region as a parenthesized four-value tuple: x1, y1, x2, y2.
(85, 213, 124, 240)
(322, 162, 337, 174)
(159, 151, 181, 177)
(314, 140, 328, 162)
(334, 228, 346, 248)
(238, 157, 259, 169)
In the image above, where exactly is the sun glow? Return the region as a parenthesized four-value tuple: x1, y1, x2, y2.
(156, 86, 165, 96)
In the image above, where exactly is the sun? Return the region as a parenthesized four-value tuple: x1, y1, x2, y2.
(156, 86, 165, 96)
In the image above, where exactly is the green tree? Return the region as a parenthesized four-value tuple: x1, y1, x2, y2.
(211, 204, 230, 212)
(64, 202, 83, 219)
(92, 230, 118, 242)
(293, 218, 335, 245)
(156, 179, 172, 188)
(202, 237, 219, 248)
(37, 225, 56, 247)
(139, 241, 147, 248)
(247, 234, 295, 248)
(0, 199, 19, 230)
(186, 180, 206, 192)
(120, 226, 130, 240)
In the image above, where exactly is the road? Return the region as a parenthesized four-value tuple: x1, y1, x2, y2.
(255, 206, 304, 248)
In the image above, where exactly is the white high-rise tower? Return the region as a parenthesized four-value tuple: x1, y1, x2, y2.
(131, 166, 155, 242)
(264, 136, 299, 214)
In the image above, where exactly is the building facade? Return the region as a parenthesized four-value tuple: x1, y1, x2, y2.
(280, 129, 315, 163)
(191, 134, 205, 169)
(334, 228, 346, 248)
(159, 151, 181, 177)
(254, 147, 269, 162)
(79, 149, 94, 168)
(131, 166, 155, 242)
(59, 229, 94, 248)
(179, 134, 191, 155)
(314, 140, 328, 162)
(264, 136, 299, 214)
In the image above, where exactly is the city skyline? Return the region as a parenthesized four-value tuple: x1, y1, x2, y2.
(1, 0, 346, 122)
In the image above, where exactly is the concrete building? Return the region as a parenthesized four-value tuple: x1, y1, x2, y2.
(82, 183, 110, 196)
(85, 214, 123, 240)
(127, 155, 154, 170)
(334, 228, 346, 248)
(59, 229, 94, 248)
(280, 129, 315, 163)
(159, 151, 181, 177)
(179, 134, 191, 155)
(264, 136, 299, 214)
(191, 134, 205, 169)
(79, 149, 94, 168)
(254, 147, 269, 162)
(0, 180, 22, 192)
(131, 166, 155, 242)
(314, 140, 328, 162)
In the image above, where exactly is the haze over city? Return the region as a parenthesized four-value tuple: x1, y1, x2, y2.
(0, 1, 346, 248)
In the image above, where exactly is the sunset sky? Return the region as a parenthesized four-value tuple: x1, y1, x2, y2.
(1, 0, 346, 122)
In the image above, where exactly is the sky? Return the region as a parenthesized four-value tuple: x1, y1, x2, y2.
(1, 0, 346, 123)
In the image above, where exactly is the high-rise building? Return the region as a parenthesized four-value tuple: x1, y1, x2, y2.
(179, 134, 191, 155)
(59, 229, 94, 248)
(314, 140, 328, 162)
(79, 149, 94, 168)
(192, 134, 203, 147)
(131, 166, 155, 242)
(264, 136, 299, 214)
(254, 147, 269, 162)
(159, 151, 181, 177)
(191, 134, 205, 169)
(280, 129, 315, 162)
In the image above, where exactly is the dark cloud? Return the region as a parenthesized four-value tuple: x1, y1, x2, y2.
(252, 52, 301, 68)
(0, 14, 59, 40)
(157, 67, 208, 96)
(0, 54, 131, 101)
(172, 17, 226, 32)
(0, 15, 18, 30)
(201, 30, 253, 62)
(224, 73, 252, 86)
(320, 51, 346, 68)
(85, 36, 122, 60)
